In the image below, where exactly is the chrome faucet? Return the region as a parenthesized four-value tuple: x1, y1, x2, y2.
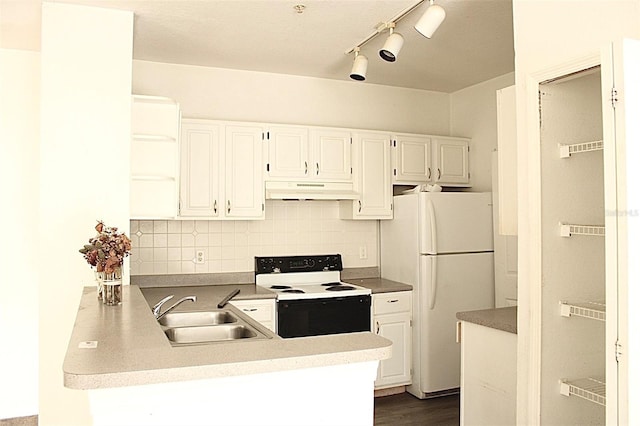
(152, 294, 197, 321)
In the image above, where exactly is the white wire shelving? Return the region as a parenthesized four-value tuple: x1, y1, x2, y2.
(559, 140, 604, 158)
(559, 223, 605, 237)
(559, 301, 606, 321)
(560, 377, 606, 407)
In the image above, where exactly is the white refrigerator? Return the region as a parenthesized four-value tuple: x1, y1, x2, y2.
(380, 191, 495, 399)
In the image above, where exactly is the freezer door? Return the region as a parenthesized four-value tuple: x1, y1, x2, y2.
(419, 192, 494, 254)
(416, 252, 495, 394)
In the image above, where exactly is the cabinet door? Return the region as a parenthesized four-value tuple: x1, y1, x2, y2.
(311, 128, 352, 181)
(348, 132, 392, 219)
(374, 312, 412, 388)
(266, 126, 309, 179)
(180, 121, 221, 217)
(225, 125, 265, 219)
(393, 134, 432, 183)
(496, 86, 518, 235)
(229, 299, 276, 333)
(432, 138, 470, 185)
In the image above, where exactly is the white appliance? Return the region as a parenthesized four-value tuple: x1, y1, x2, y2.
(255, 255, 372, 338)
(381, 191, 495, 399)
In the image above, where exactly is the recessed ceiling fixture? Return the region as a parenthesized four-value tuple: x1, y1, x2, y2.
(414, 0, 446, 38)
(344, 0, 445, 81)
(349, 48, 368, 81)
(293, 4, 306, 14)
(379, 24, 404, 62)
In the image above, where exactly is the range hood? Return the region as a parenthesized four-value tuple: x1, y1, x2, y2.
(265, 181, 359, 200)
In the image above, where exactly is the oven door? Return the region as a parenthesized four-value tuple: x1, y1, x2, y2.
(277, 295, 371, 338)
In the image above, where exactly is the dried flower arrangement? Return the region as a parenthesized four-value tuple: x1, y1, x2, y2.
(79, 221, 132, 274)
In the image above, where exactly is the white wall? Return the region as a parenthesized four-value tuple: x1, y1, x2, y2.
(0, 48, 40, 420)
(450, 72, 515, 191)
(39, 3, 133, 424)
(132, 60, 451, 136)
(512, 1, 640, 425)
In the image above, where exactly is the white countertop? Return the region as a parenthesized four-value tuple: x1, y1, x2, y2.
(63, 285, 391, 390)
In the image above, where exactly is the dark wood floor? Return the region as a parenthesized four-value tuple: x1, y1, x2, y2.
(374, 392, 460, 426)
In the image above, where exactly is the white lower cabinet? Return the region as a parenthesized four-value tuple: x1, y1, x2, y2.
(459, 321, 516, 426)
(180, 119, 264, 220)
(372, 291, 412, 389)
(229, 298, 276, 333)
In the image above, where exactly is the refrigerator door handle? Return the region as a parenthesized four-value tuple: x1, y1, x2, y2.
(426, 199, 438, 254)
(429, 256, 437, 310)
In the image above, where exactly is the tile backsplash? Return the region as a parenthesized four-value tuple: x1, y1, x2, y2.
(130, 200, 378, 275)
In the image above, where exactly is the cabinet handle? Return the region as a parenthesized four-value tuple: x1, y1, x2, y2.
(358, 200, 362, 213)
(304, 161, 308, 175)
(428, 167, 431, 180)
(387, 299, 399, 303)
(243, 308, 258, 312)
(376, 321, 380, 334)
(316, 162, 319, 175)
(214, 200, 217, 214)
(437, 168, 441, 180)
(227, 200, 231, 214)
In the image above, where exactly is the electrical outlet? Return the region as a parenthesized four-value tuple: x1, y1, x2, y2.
(195, 250, 205, 264)
(359, 246, 367, 259)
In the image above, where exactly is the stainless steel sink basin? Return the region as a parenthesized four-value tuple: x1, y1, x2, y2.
(158, 310, 238, 327)
(164, 324, 259, 344)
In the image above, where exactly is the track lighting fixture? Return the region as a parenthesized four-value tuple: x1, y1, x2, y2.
(349, 48, 368, 81)
(344, 0, 446, 81)
(414, 0, 446, 39)
(379, 25, 404, 62)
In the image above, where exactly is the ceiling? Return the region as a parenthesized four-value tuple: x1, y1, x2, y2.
(1, 0, 514, 92)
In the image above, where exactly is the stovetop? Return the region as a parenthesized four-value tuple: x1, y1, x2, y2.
(254, 255, 371, 300)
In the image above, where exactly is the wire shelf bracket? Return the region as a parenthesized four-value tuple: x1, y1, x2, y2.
(559, 223, 605, 237)
(559, 140, 604, 158)
(559, 301, 606, 321)
(560, 377, 606, 407)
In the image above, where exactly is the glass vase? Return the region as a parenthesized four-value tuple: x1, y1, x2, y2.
(95, 268, 123, 305)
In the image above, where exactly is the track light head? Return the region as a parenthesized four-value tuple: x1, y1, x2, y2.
(350, 49, 368, 81)
(414, 1, 446, 39)
(379, 29, 404, 62)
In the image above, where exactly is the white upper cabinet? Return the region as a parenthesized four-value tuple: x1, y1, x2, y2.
(392, 134, 470, 187)
(266, 125, 309, 179)
(179, 121, 221, 217)
(431, 137, 470, 185)
(341, 131, 392, 219)
(311, 128, 352, 180)
(392, 134, 432, 183)
(225, 125, 265, 219)
(266, 125, 352, 182)
(130, 95, 181, 219)
(180, 119, 264, 220)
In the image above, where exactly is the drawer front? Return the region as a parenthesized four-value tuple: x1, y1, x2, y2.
(230, 300, 275, 323)
(373, 291, 412, 315)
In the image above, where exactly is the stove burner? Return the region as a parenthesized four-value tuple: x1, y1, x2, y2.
(271, 285, 292, 290)
(283, 289, 305, 294)
(321, 282, 342, 286)
(325, 285, 356, 292)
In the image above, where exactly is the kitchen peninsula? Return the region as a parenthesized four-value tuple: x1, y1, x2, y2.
(63, 285, 391, 425)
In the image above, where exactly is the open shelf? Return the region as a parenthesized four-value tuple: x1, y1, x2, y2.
(559, 140, 603, 158)
(559, 223, 605, 237)
(560, 377, 606, 407)
(559, 301, 605, 321)
(132, 134, 177, 143)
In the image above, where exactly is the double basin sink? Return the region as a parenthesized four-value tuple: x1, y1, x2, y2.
(158, 309, 272, 346)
